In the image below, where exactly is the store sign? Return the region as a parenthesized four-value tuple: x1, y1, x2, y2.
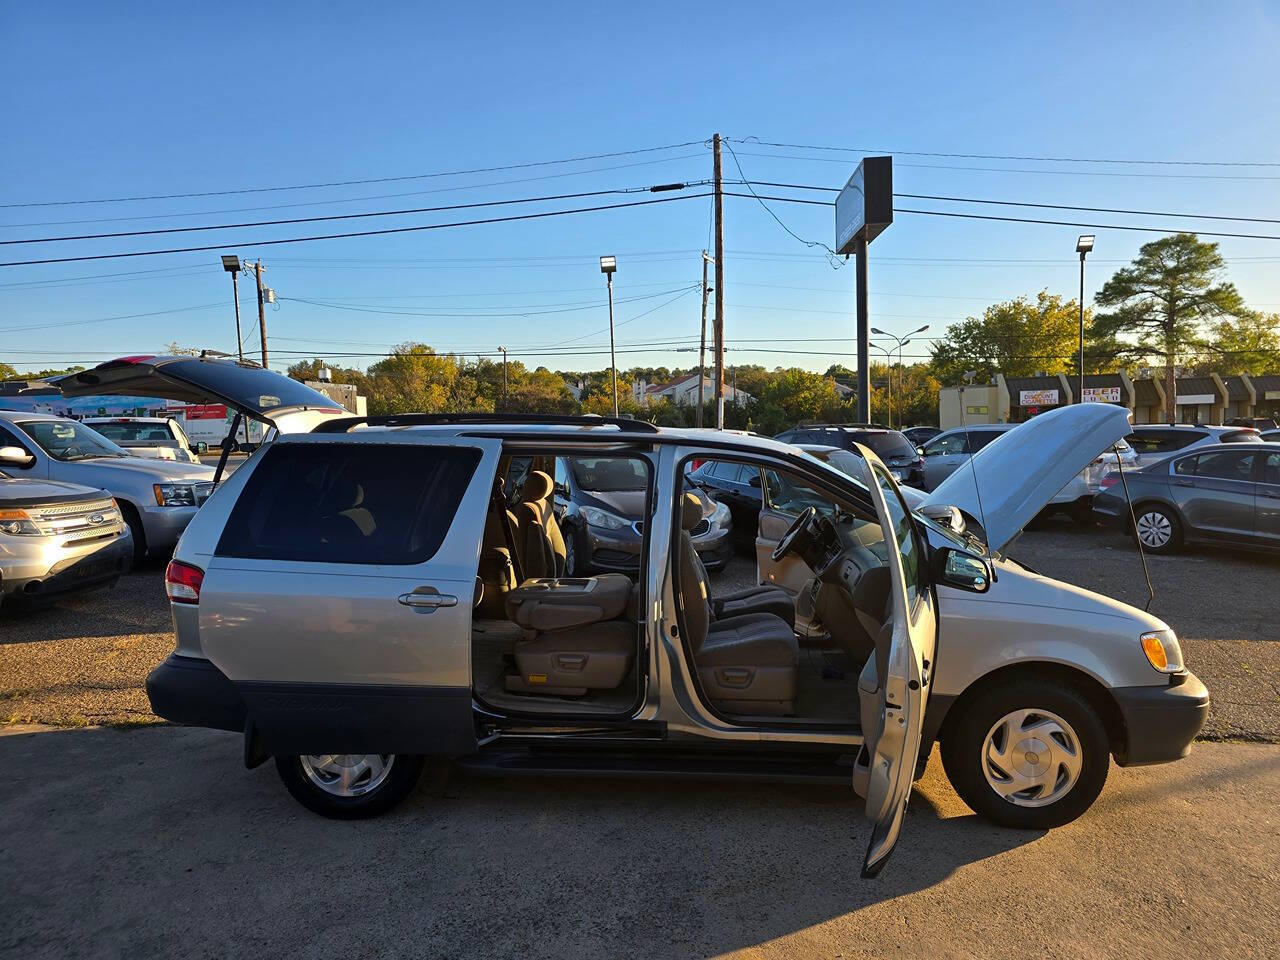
(1176, 393, 1215, 405)
(966, 405, 989, 415)
(1082, 386, 1121, 403)
(1019, 389, 1059, 406)
(1266, 390, 1280, 401)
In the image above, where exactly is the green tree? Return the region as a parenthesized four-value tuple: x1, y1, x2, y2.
(759, 368, 848, 426)
(505, 366, 577, 414)
(363, 343, 466, 415)
(1202, 311, 1280, 376)
(0, 362, 17, 380)
(1094, 233, 1246, 422)
(929, 291, 1086, 384)
(162, 341, 202, 356)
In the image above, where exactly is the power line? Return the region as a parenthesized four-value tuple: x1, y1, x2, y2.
(0, 192, 712, 268)
(0, 141, 708, 209)
(728, 150, 1280, 182)
(280, 284, 700, 319)
(719, 192, 1280, 242)
(742, 181, 1280, 226)
(731, 138, 1280, 168)
(2, 183, 707, 247)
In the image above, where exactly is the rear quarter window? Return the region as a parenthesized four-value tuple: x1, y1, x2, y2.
(216, 442, 481, 565)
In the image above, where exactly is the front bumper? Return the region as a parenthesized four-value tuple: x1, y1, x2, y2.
(0, 528, 132, 600)
(1113, 671, 1210, 766)
(139, 504, 200, 551)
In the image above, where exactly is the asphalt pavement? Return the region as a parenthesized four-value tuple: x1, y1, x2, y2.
(2, 724, 1276, 959)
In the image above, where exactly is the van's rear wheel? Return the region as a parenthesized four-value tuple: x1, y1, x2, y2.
(275, 753, 424, 819)
(941, 679, 1109, 829)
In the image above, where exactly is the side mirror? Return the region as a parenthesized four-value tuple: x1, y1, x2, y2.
(748, 473, 762, 488)
(553, 481, 568, 496)
(917, 447, 926, 457)
(0, 446, 34, 468)
(193, 442, 209, 455)
(932, 547, 991, 593)
(920, 503, 966, 534)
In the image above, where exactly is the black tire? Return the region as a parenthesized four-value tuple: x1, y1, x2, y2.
(117, 501, 147, 564)
(275, 754, 425, 819)
(563, 529, 578, 576)
(1131, 502, 1182, 555)
(941, 679, 1110, 829)
(1068, 501, 1095, 525)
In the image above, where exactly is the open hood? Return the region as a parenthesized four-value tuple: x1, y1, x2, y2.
(53, 356, 347, 433)
(921, 404, 1132, 554)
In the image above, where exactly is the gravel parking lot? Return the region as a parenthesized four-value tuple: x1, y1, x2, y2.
(3, 521, 1278, 740)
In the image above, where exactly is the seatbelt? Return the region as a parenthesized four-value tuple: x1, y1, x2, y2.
(491, 483, 524, 583)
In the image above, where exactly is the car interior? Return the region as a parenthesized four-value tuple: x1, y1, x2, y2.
(469, 452, 647, 717)
(676, 458, 896, 726)
(468, 449, 901, 730)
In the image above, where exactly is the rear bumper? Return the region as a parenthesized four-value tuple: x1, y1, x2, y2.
(1113, 672, 1210, 766)
(1091, 491, 1129, 527)
(146, 653, 246, 733)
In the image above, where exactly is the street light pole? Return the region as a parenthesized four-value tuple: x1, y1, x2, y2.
(871, 323, 929, 428)
(221, 255, 243, 361)
(870, 343, 894, 427)
(497, 346, 508, 409)
(1076, 236, 1094, 403)
(600, 256, 619, 417)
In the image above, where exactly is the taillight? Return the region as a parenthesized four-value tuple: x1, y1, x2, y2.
(1099, 472, 1121, 490)
(165, 560, 204, 604)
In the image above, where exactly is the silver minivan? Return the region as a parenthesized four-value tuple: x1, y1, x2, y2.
(57, 357, 1209, 878)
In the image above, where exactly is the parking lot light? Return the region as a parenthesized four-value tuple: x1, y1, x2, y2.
(600, 256, 618, 417)
(221, 255, 244, 361)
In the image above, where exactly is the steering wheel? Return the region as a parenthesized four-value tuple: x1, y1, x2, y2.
(772, 506, 818, 562)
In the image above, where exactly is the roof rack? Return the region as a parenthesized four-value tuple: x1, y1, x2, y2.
(797, 421, 892, 430)
(312, 412, 662, 434)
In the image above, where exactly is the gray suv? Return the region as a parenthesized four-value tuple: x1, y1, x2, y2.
(72, 357, 1208, 877)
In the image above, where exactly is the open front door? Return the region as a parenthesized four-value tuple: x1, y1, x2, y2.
(852, 446, 938, 878)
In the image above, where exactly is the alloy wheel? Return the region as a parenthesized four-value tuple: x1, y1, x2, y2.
(981, 709, 1083, 808)
(1135, 510, 1172, 548)
(299, 754, 395, 797)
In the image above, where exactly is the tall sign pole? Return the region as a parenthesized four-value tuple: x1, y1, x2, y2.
(713, 133, 726, 429)
(835, 157, 893, 424)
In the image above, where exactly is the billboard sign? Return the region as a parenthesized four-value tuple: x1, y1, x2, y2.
(1176, 393, 1215, 405)
(1082, 386, 1122, 403)
(835, 156, 893, 254)
(1019, 389, 1060, 406)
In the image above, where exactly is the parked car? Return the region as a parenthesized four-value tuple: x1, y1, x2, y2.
(921, 422, 1137, 522)
(82, 416, 208, 464)
(1093, 442, 1280, 555)
(1263, 429, 1280, 443)
(551, 454, 733, 574)
(773, 424, 925, 486)
(0, 459, 132, 608)
(799, 444, 960, 530)
(1126, 423, 1260, 470)
(1225, 417, 1278, 431)
(0, 410, 216, 561)
(901, 426, 941, 447)
(73, 355, 1208, 877)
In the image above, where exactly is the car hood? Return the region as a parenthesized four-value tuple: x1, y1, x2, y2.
(60, 455, 215, 482)
(922, 404, 1132, 554)
(579, 488, 648, 520)
(0, 476, 108, 505)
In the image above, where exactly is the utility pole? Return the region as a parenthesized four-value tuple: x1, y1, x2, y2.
(712, 133, 725, 430)
(254, 260, 268, 368)
(697, 251, 712, 428)
(497, 346, 508, 409)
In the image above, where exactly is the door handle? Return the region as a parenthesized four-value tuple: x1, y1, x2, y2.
(1172, 478, 1194, 487)
(397, 591, 458, 611)
(1262, 490, 1280, 499)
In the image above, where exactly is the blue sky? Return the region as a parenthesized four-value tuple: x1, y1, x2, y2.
(2, 1, 1278, 376)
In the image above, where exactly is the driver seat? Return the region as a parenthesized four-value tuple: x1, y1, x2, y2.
(678, 493, 798, 715)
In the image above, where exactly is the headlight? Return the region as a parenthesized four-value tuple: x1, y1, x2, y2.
(579, 506, 629, 530)
(710, 500, 730, 525)
(1140, 630, 1184, 674)
(0, 509, 41, 536)
(154, 483, 198, 507)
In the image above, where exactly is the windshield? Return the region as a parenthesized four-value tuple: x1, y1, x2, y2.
(88, 422, 176, 444)
(813, 448, 863, 478)
(571, 457, 646, 492)
(851, 431, 918, 459)
(17, 420, 129, 461)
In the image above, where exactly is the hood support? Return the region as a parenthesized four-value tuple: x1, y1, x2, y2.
(212, 412, 243, 487)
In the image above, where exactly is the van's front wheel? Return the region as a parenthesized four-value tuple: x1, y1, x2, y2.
(941, 680, 1109, 829)
(275, 753, 424, 819)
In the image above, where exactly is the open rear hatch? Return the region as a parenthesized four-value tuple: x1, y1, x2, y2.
(53, 355, 348, 435)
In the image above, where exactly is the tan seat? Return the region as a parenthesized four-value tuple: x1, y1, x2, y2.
(477, 478, 521, 619)
(678, 492, 798, 715)
(689, 539, 796, 628)
(505, 575, 634, 696)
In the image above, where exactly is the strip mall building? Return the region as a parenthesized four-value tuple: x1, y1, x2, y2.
(938, 371, 1280, 429)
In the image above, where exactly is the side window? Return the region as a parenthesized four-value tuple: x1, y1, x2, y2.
(967, 430, 1001, 453)
(553, 457, 568, 492)
(217, 442, 482, 564)
(1173, 456, 1197, 476)
(1193, 451, 1255, 482)
(1221, 430, 1259, 444)
(711, 461, 742, 482)
(1264, 452, 1280, 486)
(926, 433, 966, 456)
(775, 430, 797, 444)
(0, 424, 28, 450)
(763, 468, 837, 517)
(1127, 431, 1160, 454)
(1165, 430, 1207, 451)
(872, 466, 922, 608)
